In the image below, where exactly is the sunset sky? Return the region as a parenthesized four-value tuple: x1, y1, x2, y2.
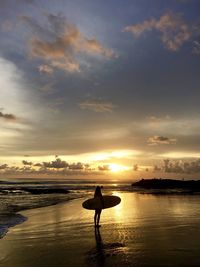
(1, 0, 200, 178)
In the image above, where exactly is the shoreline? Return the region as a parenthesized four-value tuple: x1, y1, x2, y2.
(0, 213, 27, 239)
(0, 194, 81, 240)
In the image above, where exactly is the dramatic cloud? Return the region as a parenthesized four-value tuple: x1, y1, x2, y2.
(148, 135, 177, 145)
(79, 99, 115, 113)
(0, 157, 104, 176)
(0, 111, 17, 121)
(124, 11, 197, 51)
(22, 13, 115, 73)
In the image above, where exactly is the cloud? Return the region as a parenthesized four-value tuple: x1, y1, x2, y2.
(68, 162, 84, 170)
(40, 82, 55, 95)
(193, 41, 200, 54)
(0, 111, 17, 121)
(148, 135, 177, 145)
(0, 157, 99, 176)
(98, 165, 110, 171)
(124, 11, 197, 51)
(0, 56, 41, 130)
(0, 164, 8, 170)
(43, 158, 69, 169)
(22, 160, 32, 166)
(79, 98, 115, 113)
(34, 163, 43, 167)
(42, 158, 89, 170)
(148, 115, 171, 122)
(22, 13, 115, 73)
(146, 115, 172, 129)
(158, 158, 200, 174)
(38, 64, 54, 74)
(78, 38, 114, 58)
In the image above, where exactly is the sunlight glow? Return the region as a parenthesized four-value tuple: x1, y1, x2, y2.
(89, 150, 140, 161)
(160, 152, 200, 159)
(109, 163, 129, 172)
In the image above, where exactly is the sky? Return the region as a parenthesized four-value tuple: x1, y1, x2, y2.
(0, 0, 200, 179)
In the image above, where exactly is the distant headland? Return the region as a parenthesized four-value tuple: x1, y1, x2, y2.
(132, 178, 200, 194)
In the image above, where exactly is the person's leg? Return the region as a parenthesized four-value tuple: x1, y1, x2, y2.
(97, 210, 102, 226)
(94, 210, 97, 226)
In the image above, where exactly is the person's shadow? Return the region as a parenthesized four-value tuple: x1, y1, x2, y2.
(86, 227, 126, 266)
(94, 227, 106, 266)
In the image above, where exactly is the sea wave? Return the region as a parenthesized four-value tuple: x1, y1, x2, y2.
(0, 213, 27, 239)
(0, 192, 81, 239)
(0, 183, 87, 239)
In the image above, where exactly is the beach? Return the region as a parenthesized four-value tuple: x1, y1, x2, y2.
(1, 192, 200, 267)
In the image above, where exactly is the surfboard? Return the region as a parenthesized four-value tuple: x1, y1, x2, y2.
(82, 195, 121, 210)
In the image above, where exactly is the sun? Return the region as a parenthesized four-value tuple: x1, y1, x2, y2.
(109, 163, 129, 172)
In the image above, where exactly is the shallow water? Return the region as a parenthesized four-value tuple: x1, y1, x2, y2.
(1, 192, 200, 267)
(0, 178, 107, 238)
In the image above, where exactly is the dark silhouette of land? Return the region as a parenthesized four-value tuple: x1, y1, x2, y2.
(132, 178, 200, 194)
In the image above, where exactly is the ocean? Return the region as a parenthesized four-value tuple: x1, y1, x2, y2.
(0, 178, 131, 238)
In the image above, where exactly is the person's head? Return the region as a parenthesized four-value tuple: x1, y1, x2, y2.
(95, 186, 101, 194)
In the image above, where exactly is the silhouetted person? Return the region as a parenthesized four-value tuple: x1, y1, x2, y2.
(94, 186, 104, 227)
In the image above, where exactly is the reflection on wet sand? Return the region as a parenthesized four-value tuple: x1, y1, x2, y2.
(87, 227, 126, 267)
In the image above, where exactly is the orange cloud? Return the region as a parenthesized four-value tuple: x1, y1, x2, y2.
(22, 13, 115, 72)
(124, 11, 197, 51)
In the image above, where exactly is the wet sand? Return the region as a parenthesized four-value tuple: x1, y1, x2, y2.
(1, 192, 200, 267)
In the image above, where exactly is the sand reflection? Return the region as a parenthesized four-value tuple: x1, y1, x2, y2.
(86, 227, 126, 266)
